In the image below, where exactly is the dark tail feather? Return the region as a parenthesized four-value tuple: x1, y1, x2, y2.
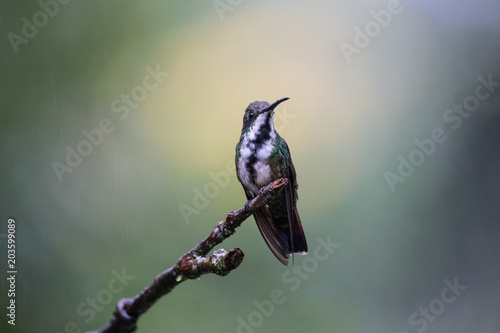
(290, 206, 308, 254)
(253, 205, 308, 265)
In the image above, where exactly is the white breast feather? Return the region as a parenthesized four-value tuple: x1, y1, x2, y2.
(238, 113, 277, 193)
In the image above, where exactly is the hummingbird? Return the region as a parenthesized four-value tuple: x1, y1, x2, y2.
(235, 97, 308, 265)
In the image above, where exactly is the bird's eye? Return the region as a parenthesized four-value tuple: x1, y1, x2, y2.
(247, 112, 254, 120)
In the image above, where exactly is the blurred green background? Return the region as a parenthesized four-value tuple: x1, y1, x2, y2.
(1, 0, 500, 332)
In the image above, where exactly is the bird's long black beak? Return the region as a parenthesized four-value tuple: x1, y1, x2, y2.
(265, 97, 289, 112)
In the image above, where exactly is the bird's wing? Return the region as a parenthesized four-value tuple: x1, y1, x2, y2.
(277, 137, 308, 254)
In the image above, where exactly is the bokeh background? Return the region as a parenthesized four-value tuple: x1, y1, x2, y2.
(1, 0, 500, 332)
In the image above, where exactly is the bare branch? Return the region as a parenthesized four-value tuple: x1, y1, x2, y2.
(87, 178, 289, 333)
